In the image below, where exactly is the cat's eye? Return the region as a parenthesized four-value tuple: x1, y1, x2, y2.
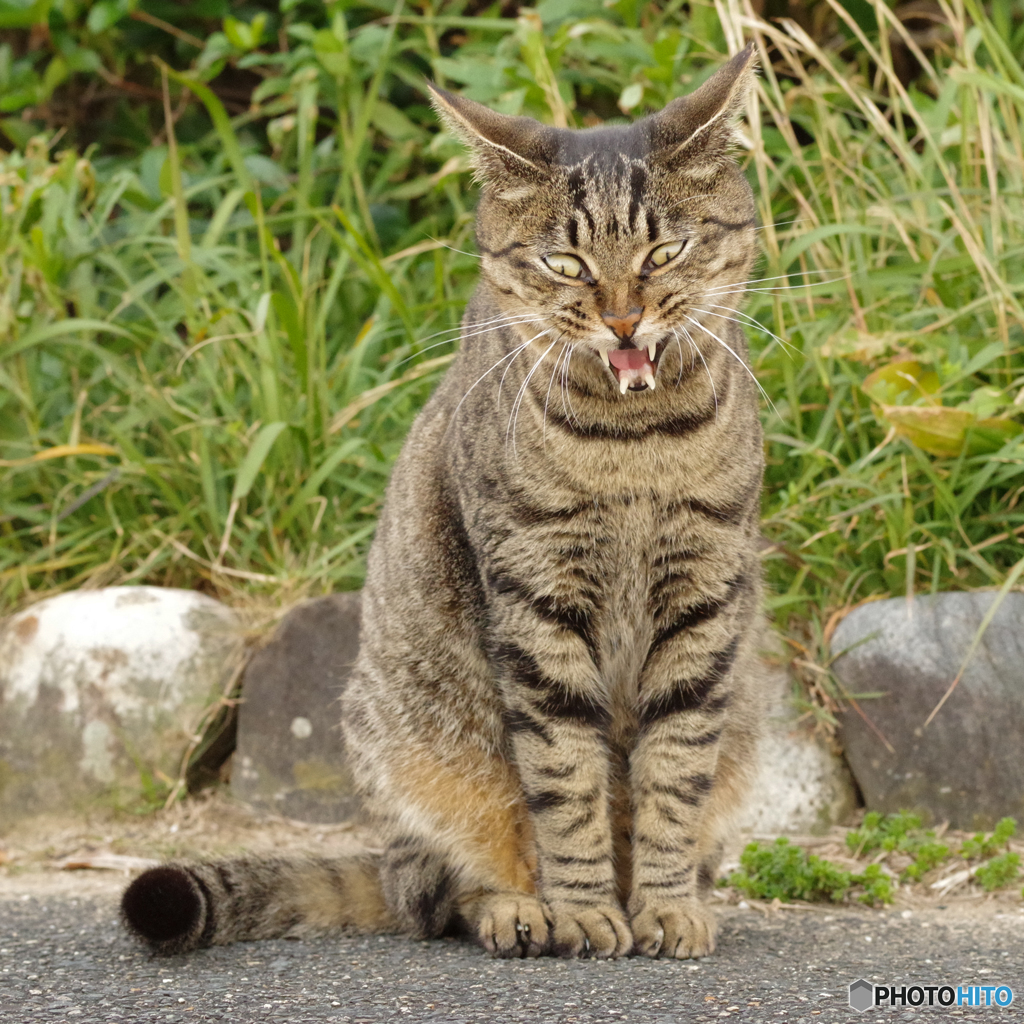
(543, 253, 586, 279)
(648, 240, 687, 268)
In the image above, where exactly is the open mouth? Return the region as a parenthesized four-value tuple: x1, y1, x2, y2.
(601, 341, 662, 394)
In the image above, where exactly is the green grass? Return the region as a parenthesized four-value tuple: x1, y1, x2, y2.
(727, 813, 1023, 903)
(2, 0, 1023, 729)
(959, 815, 1017, 859)
(741, 0, 1024, 725)
(726, 836, 894, 905)
(974, 852, 1021, 891)
(845, 810, 950, 882)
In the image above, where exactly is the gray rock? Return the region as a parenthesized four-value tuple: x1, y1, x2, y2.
(231, 592, 362, 823)
(0, 587, 241, 822)
(831, 592, 1024, 830)
(737, 656, 858, 836)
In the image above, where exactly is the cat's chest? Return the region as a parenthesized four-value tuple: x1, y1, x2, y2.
(489, 490, 667, 686)
(590, 497, 660, 695)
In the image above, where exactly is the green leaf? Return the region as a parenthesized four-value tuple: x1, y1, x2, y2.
(244, 154, 291, 191)
(231, 422, 288, 503)
(0, 0, 49, 29)
(161, 65, 252, 194)
(837, 0, 876, 34)
(313, 28, 349, 78)
(618, 82, 643, 112)
(860, 361, 939, 406)
(223, 13, 266, 52)
(1, 318, 134, 361)
(0, 117, 36, 146)
(223, 16, 251, 50)
(371, 101, 423, 142)
(40, 55, 68, 100)
(965, 416, 1024, 456)
(271, 291, 305, 378)
(879, 405, 975, 458)
(87, 0, 130, 33)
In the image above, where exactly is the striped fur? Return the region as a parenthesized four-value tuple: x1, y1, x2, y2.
(122, 45, 768, 961)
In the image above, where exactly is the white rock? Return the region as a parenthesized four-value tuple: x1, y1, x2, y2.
(737, 663, 858, 835)
(0, 587, 241, 820)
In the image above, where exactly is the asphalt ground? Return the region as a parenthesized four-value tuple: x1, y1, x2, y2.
(1, 879, 1022, 1024)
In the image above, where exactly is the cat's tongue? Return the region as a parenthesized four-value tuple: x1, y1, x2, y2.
(608, 347, 656, 393)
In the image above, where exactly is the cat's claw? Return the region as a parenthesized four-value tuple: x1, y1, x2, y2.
(473, 894, 551, 958)
(549, 902, 632, 959)
(630, 899, 716, 959)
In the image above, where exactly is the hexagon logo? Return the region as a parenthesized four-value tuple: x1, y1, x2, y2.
(849, 979, 874, 1013)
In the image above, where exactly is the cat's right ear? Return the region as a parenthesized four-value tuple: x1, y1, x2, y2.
(428, 84, 554, 197)
(648, 43, 759, 172)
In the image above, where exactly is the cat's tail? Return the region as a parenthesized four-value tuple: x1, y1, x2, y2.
(121, 855, 396, 955)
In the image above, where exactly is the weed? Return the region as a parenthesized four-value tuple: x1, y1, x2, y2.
(855, 863, 895, 907)
(728, 813, 1023, 906)
(961, 818, 1017, 860)
(846, 810, 951, 882)
(846, 811, 927, 855)
(901, 840, 952, 883)
(727, 837, 893, 905)
(974, 852, 1021, 892)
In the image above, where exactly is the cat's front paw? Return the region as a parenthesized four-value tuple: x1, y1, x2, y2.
(473, 893, 552, 958)
(549, 901, 632, 959)
(630, 899, 716, 959)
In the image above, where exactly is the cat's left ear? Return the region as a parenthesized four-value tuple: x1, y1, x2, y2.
(428, 84, 555, 197)
(648, 43, 758, 171)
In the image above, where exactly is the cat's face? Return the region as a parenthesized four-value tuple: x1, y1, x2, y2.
(431, 46, 759, 397)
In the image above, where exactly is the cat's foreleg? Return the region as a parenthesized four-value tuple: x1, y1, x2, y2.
(628, 637, 740, 958)
(497, 643, 632, 959)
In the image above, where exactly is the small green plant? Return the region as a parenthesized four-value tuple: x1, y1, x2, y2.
(974, 853, 1021, 892)
(727, 838, 892, 906)
(730, 838, 850, 903)
(847, 811, 924, 855)
(847, 811, 950, 882)
(855, 863, 894, 906)
(961, 818, 1017, 861)
(902, 840, 951, 882)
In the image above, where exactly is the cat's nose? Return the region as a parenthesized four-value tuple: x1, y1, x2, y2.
(601, 307, 643, 341)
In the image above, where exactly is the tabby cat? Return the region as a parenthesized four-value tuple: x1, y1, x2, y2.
(121, 43, 768, 961)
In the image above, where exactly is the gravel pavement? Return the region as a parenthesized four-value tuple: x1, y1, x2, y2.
(1, 880, 1022, 1023)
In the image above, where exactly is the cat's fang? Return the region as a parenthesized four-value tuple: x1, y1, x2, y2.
(647, 341, 657, 362)
(607, 346, 658, 394)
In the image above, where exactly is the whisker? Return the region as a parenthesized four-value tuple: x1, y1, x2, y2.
(682, 313, 779, 419)
(698, 304, 799, 359)
(390, 335, 462, 368)
(428, 235, 482, 260)
(705, 269, 844, 297)
(457, 318, 549, 345)
(560, 344, 581, 428)
(706, 268, 841, 289)
(498, 333, 535, 398)
(449, 333, 543, 430)
(706, 281, 845, 299)
(507, 335, 560, 458)
(542, 335, 569, 446)
(670, 327, 686, 387)
(676, 326, 717, 419)
(756, 217, 804, 232)
(391, 313, 550, 369)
